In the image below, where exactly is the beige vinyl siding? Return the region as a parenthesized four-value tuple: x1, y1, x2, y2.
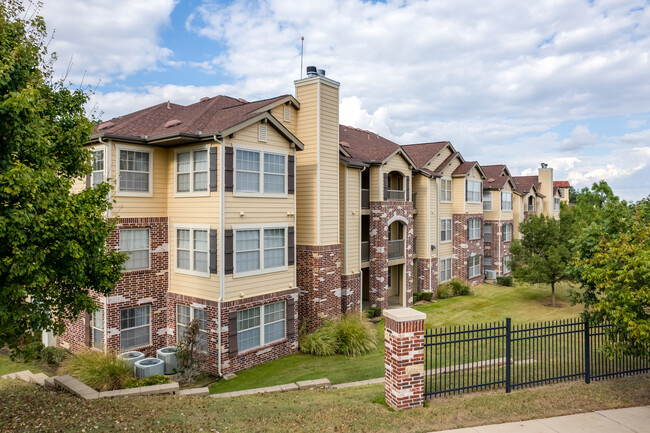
(538, 168, 553, 217)
(424, 146, 452, 172)
(112, 142, 168, 218)
(483, 190, 498, 221)
(383, 153, 411, 177)
(340, 165, 361, 274)
(412, 174, 429, 259)
(369, 166, 382, 202)
(499, 182, 514, 220)
(295, 83, 319, 245)
(319, 83, 340, 245)
(455, 166, 483, 215)
(271, 104, 297, 135)
(224, 268, 295, 301)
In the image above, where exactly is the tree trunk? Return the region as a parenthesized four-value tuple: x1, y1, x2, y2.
(551, 282, 556, 307)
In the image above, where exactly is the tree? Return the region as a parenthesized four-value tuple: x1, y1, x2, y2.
(509, 212, 574, 307)
(175, 319, 206, 383)
(570, 196, 650, 357)
(0, 0, 126, 352)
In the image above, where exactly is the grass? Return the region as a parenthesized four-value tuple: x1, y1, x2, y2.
(1, 373, 649, 432)
(0, 353, 56, 377)
(211, 281, 582, 393)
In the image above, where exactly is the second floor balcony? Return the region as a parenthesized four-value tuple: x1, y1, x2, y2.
(386, 189, 405, 201)
(361, 241, 369, 262)
(388, 239, 405, 260)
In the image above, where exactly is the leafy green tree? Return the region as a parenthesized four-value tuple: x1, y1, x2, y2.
(509, 212, 574, 307)
(576, 180, 619, 209)
(0, 0, 125, 352)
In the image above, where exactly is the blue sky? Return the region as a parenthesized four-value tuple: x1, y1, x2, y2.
(40, 0, 650, 201)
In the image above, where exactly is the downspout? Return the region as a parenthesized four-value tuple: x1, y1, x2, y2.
(359, 168, 363, 315)
(498, 190, 502, 275)
(98, 136, 109, 351)
(214, 135, 225, 377)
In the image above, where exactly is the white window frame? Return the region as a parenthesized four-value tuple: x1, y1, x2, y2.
(174, 145, 210, 197)
(120, 305, 151, 350)
(440, 218, 452, 243)
(233, 144, 288, 198)
(283, 106, 291, 122)
(483, 191, 492, 211)
(501, 191, 513, 211)
(174, 224, 211, 278)
(91, 310, 103, 350)
(484, 223, 492, 243)
(120, 228, 150, 272)
(554, 197, 561, 210)
(439, 257, 452, 283)
(466, 179, 482, 203)
(503, 255, 512, 273)
(503, 223, 512, 242)
(233, 224, 288, 278)
(468, 218, 481, 240)
(237, 301, 286, 353)
(440, 178, 452, 203)
(176, 304, 208, 352)
(468, 255, 481, 278)
(115, 144, 154, 197)
(90, 145, 106, 188)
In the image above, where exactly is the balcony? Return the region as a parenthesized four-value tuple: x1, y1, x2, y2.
(413, 236, 417, 255)
(361, 241, 369, 262)
(362, 189, 370, 209)
(528, 205, 535, 212)
(387, 189, 405, 201)
(412, 192, 417, 209)
(388, 239, 405, 260)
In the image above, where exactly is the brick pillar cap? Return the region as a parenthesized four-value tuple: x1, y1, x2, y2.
(384, 308, 426, 323)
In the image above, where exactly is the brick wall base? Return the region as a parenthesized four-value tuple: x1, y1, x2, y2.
(415, 258, 438, 297)
(341, 273, 361, 313)
(452, 214, 485, 286)
(296, 244, 342, 332)
(483, 219, 513, 276)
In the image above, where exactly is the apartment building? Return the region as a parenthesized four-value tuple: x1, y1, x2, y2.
(57, 69, 569, 375)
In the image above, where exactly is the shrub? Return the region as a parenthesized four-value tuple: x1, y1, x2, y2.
(300, 314, 377, 357)
(437, 283, 452, 299)
(123, 374, 171, 389)
(420, 292, 433, 302)
(60, 349, 134, 391)
(450, 279, 472, 296)
(497, 276, 513, 286)
(22, 341, 44, 362)
(40, 346, 69, 366)
(413, 293, 422, 303)
(365, 307, 381, 318)
(176, 318, 207, 383)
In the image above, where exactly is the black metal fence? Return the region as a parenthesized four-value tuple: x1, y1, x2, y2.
(423, 317, 650, 399)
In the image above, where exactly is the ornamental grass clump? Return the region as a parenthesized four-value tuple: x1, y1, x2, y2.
(300, 314, 377, 357)
(60, 348, 134, 391)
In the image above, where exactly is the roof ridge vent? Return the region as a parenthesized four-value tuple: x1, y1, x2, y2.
(200, 97, 210, 102)
(165, 119, 182, 128)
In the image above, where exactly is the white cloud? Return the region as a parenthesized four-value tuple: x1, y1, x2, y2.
(40, 0, 177, 85)
(625, 119, 647, 129)
(559, 125, 598, 151)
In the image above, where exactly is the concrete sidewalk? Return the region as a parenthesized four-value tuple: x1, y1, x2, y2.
(432, 406, 650, 433)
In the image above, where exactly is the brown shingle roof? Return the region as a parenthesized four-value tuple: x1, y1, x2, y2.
(339, 125, 400, 163)
(553, 181, 571, 188)
(433, 152, 462, 175)
(512, 176, 541, 194)
(401, 141, 450, 168)
(92, 94, 293, 141)
(452, 161, 485, 179)
(481, 164, 514, 189)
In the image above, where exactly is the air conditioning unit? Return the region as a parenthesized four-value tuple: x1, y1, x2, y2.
(134, 358, 165, 379)
(156, 346, 178, 375)
(118, 351, 145, 368)
(485, 270, 497, 280)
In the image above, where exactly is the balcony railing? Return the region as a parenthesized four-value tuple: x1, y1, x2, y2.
(412, 192, 417, 209)
(528, 205, 535, 212)
(413, 236, 417, 255)
(388, 239, 405, 260)
(361, 241, 369, 262)
(387, 189, 406, 201)
(362, 189, 370, 209)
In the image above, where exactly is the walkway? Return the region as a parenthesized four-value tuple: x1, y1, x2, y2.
(432, 406, 650, 433)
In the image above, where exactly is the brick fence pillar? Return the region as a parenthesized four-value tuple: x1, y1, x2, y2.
(384, 308, 426, 411)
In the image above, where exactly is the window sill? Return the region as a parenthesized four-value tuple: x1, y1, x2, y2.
(175, 269, 211, 278)
(174, 191, 211, 198)
(233, 192, 288, 199)
(116, 191, 154, 198)
(122, 268, 151, 274)
(233, 266, 288, 279)
(237, 337, 287, 357)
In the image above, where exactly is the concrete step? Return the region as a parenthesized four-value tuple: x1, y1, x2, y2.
(177, 387, 210, 397)
(296, 378, 331, 390)
(30, 373, 50, 387)
(54, 375, 100, 400)
(15, 370, 36, 383)
(43, 376, 58, 389)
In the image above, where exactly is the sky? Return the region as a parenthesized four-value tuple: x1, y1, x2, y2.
(36, 0, 650, 201)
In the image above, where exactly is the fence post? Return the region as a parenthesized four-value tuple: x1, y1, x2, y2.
(384, 308, 426, 411)
(584, 318, 590, 384)
(505, 317, 511, 393)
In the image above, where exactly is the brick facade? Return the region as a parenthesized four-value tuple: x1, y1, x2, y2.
(341, 273, 361, 313)
(296, 244, 342, 332)
(415, 258, 438, 297)
(483, 219, 513, 276)
(384, 308, 425, 411)
(452, 213, 485, 285)
(368, 201, 414, 310)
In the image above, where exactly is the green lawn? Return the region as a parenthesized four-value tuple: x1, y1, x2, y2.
(0, 353, 51, 376)
(211, 281, 582, 393)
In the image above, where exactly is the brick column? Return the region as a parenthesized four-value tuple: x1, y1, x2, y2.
(384, 308, 426, 411)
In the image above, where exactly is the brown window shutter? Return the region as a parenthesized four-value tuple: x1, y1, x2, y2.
(286, 298, 295, 338)
(288, 155, 295, 194)
(228, 311, 238, 355)
(405, 176, 410, 201)
(209, 229, 217, 274)
(225, 229, 234, 274)
(209, 147, 218, 191)
(383, 173, 388, 200)
(465, 179, 468, 201)
(86, 174, 91, 189)
(225, 147, 234, 192)
(85, 312, 92, 346)
(288, 227, 295, 266)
